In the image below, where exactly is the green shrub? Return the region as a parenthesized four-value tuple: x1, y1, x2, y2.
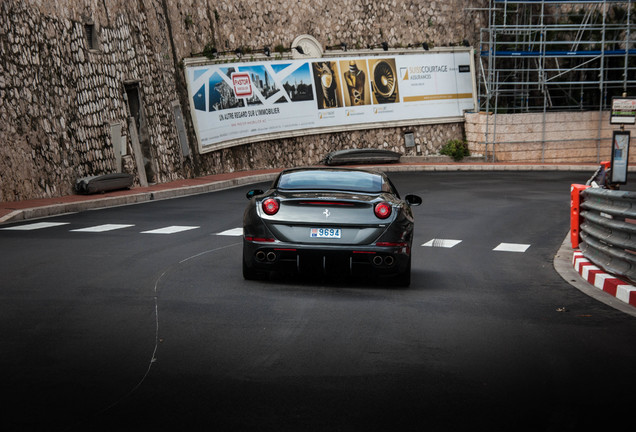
(439, 139, 470, 161)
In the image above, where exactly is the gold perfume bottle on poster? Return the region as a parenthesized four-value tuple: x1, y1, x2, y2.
(344, 61, 365, 106)
(315, 62, 338, 108)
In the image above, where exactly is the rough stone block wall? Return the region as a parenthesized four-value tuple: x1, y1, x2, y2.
(208, 0, 482, 56)
(196, 122, 466, 174)
(0, 0, 487, 202)
(0, 0, 185, 201)
(465, 111, 636, 163)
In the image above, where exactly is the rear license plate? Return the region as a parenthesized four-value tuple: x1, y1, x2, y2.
(310, 228, 341, 238)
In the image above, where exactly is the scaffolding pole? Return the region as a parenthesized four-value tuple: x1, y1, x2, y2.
(478, 0, 636, 162)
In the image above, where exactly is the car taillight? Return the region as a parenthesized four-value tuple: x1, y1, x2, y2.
(374, 201, 392, 219)
(245, 236, 275, 243)
(262, 198, 280, 215)
(375, 242, 408, 247)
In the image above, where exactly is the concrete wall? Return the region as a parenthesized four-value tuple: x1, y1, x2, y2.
(1, 0, 487, 202)
(465, 111, 636, 164)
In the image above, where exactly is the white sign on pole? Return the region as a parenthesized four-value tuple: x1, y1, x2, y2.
(611, 97, 636, 125)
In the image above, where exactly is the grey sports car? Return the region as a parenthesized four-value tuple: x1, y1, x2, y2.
(242, 167, 422, 286)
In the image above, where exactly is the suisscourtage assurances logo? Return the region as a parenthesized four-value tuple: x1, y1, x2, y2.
(402, 64, 449, 81)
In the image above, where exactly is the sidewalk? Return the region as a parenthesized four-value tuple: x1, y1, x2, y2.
(0, 168, 282, 224)
(0, 162, 600, 224)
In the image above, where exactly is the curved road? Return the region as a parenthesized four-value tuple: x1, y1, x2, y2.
(1, 171, 635, 431)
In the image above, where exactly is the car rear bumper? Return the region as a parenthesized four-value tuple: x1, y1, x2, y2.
(243, 239, 411, 277)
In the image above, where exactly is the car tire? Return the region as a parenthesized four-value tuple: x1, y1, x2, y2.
(242, 256, 260, 281)
(394, 256, 411, 287)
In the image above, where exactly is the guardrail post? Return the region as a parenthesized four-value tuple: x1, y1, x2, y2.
(570, 184, 590, 248)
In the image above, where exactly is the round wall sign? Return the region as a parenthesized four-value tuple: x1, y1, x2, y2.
(291, 35, 323, 59)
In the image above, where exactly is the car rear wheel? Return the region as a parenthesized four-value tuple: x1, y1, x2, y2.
(394, 255, 411, 287)
(242, 256, 260, 281)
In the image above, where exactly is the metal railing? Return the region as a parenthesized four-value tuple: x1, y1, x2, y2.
(578, 187, 636, 282)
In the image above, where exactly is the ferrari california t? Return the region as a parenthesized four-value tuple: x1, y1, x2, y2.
(242, 167, 421, 286)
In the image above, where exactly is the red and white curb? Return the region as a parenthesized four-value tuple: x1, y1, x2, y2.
(572, 251, 636, 307)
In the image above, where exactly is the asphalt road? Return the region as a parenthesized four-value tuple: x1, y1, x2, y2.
(1, 171, 635, 432)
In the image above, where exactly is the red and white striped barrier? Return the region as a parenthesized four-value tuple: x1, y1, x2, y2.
(572, 251, 636, 307)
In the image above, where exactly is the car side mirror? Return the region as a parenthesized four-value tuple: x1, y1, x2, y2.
(405, 194, 422, 206)
(246, 189, 264, 200)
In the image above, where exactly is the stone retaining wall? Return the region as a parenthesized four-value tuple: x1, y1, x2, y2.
(194, 122, 465, 174)
(465, 111, 636, 164)
(0, 0, 486, 202)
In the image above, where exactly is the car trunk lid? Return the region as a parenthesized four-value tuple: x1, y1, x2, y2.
(261, 191, 392, 245)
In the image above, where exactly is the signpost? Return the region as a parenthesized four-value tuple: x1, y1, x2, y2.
(611, 131, 630, 184)
(609, 96, 634, 185)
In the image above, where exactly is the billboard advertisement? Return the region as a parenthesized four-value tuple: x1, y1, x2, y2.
(185, 50, 475, 153)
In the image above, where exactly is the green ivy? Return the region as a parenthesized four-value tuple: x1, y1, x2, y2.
(202, 43, 217, 59)
(440, 139, 470, 161)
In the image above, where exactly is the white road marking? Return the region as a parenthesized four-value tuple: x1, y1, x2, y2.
(1, 222, 70, 230)
(422, 239, 463, 248)
(493, 243, 531, 252)
(71, 224, 135, 232)
(141, 225, 200, 234)
(0, 222, 534, 255)
(216, 227, 243, 236)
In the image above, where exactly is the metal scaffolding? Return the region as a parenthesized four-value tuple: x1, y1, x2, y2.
(478, 0, 636, 161)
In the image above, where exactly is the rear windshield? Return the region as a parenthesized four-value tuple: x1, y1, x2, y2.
(277, 170, 385, 193)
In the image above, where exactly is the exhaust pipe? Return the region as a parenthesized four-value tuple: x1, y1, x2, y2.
(372, 255, 395, 266)
(266, 252, 277, 262)
(255, 251, 266, 262)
